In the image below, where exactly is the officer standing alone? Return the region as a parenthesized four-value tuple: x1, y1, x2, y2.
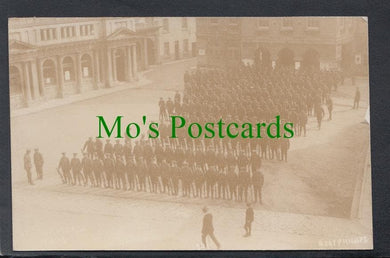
(244, 203, 254, 237)
(24, 149, 34, 185)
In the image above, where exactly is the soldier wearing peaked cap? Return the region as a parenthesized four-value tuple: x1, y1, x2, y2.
(58, 152, 71, 184)
(104, 139, 113, 155)
(71, 153, 83, 185)
(82, 152, 94, 187)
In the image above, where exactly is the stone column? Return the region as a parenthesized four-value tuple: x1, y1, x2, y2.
(112, 49, 117, 82)
(75, 53, 81, 94)
(126, 46, 133, 82)
(36, 58, 45, 97)
(154, 36, 160, 64)
(143, 38, 148, 69)
(105, 47, 113, 88)
(56, 56, 64, 98)
(22, 62, 32, 104)
(30, 61, 40, 99)
(132, 45, 138, 80)
(99, 49, 105, 83)
(93, 50, 100, 89)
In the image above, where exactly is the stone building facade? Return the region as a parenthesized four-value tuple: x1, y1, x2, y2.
(9, 17, 197, 109)
(196, 17, 368, 75)
(156, 17, 197, 62)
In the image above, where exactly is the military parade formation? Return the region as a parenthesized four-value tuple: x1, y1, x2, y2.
(24, 63, 346, 205)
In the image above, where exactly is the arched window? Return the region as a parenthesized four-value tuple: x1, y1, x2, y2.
(9, 65, 22, 95)
(42, 59, 56, 85)
(62, 56, 75, 81)
(81, 54, 93, 78)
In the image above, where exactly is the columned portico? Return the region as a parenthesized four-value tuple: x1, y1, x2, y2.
(108, 44, 138, 84)
(9, 25, 158, 108)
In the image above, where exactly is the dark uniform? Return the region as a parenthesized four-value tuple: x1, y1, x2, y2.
(250, 152, 262, 173)
(136, 159, 146, 191)
(113, 140, 123, 158)
(217, 171, 227, 199)
(83, 137, 95, 158)
(150, 161, 161, 193)
(252, 169, 264, 203)
(95, 138, 104, 160)
(171, 162, 180, 195)
(58, 153, 71, 184)
(104, 139, 113, 155)
(353, 87, 360, 109)
(115, 156, 126, 190)
(125, 157, 136, 190)
(24, 150, 33, 185)
(280, 138, 290, 162)
(92, 154, 104, 187)
(201, 207, 221, 249)
(33, 149, 44, 179)
(71, 153, 83, 185)
(244, 204, 254, 237)
(82, 153, 94, 186)
(103, 154, 115, 188)
(206, 166, 217, 199)
(194, 164, 205, 198)
(227, 166, 238, 200)
(160, 160, 171, 194)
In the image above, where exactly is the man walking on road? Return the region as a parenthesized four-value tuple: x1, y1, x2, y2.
(201, 206, 221, 249)
(244, 203, 254, 237)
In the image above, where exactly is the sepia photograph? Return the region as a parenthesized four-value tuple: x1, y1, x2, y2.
(9, 17, 371, 250)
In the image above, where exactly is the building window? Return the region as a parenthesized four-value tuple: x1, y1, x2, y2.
(257, 18, 269, 28)
(181, 17, 188, 29)
(40, 28, 57, 41)
(42, 59, 56, 85)
(163, 19, 169, 32)
(81, 54, 93, 78)
(164, 42, 170, 56)
(183, 39, 189, 54)
(9, 32, 21, 41)
(307, 17, 320, 28)
(80, 24, 95, 36)
(62, 56, 75, 81)
(51, 28, 57, 40)
(61, 26, 76, 39)
(282, 17, 292, 28)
